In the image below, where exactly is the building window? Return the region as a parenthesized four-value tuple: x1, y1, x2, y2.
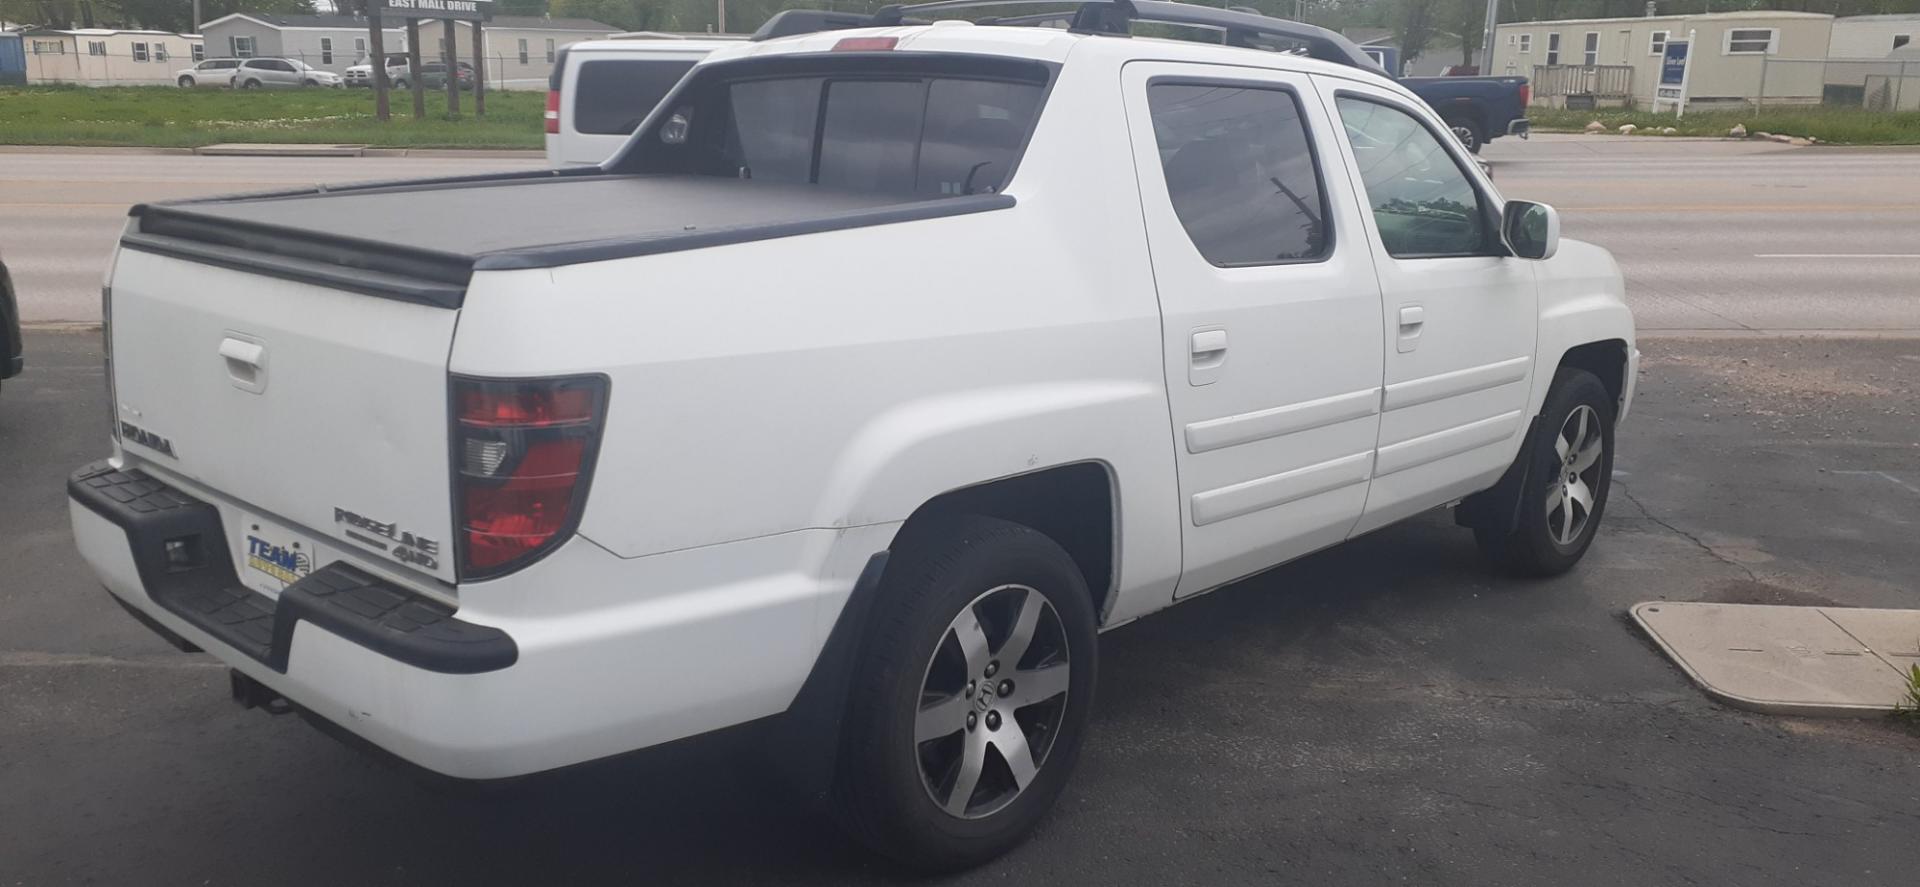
(1518, 34, 1532, 53)
(1724, 28, 1776, 55)
(1582, 31, 1599, 65)
(320, 37, 333, 65)
(355, 37, 366, 57)
(88, 40, 107, 56)
(1546, 32, 1560, 65)
(192, 43, 205, 62)
(1894, 35, 1911, 50)
(132, 42, 149, 62)
(232, 35, 255, 58)
(1506, 34, 1516, 47)
(518, 38, 529, 65)
(31, 40, 66, 54)
(546, 38, 555, 62)
(1649, 30, 1668, 56)
(155, 43, 168, 62)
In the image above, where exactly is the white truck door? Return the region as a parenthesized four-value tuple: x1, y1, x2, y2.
(1121, 62, 1387, 598)
(1312, 77, 1539, 535)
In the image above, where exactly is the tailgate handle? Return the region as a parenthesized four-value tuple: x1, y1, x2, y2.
(219, 336, 267, 393)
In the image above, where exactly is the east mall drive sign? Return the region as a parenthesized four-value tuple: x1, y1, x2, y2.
(378, 0, 494, 21)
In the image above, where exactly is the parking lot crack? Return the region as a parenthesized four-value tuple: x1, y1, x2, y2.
(1617, 485, 1760, 582)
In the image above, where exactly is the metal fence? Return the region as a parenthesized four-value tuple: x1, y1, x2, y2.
(21, 45, 549, 91)
(1529, 65, 1633, 110)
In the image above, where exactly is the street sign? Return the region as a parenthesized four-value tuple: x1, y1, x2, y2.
(378, 0, 493, 22)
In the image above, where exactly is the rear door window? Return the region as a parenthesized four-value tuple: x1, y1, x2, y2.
(1146, 82, 1330, 266)
(573, 58, 699, 136)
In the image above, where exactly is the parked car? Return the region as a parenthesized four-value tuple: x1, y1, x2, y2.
(230, 57, 342, 89)
(0, 250, 19, 394)
(342, 54, 409, 88)
(175, 58, 242, 88)
(417, 60, 475, 91)
(72, 2, 1635, 871)
(1359, 46, 1530, 152)
(545, 36, 743, 166)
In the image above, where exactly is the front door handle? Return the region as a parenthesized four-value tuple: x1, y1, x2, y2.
(1397, 305, 1425, 354)
(1189, 329, 1227, 386)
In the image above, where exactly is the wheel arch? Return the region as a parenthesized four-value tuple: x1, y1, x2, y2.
(888, 461, 1119, 622)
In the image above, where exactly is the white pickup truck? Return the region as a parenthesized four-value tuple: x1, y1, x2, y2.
(71, 1, 1635, 870)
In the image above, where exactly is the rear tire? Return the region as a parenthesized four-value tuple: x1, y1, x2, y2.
(834, 515, 1098, 871)
(1446, 115, 1487, 154)
(1475, 368, 1615, 576)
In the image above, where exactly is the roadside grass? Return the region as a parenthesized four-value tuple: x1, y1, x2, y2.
(0, 85, 542, 149)
(1528, 106, 1920, 145)
(1894, 663, 1920, 733)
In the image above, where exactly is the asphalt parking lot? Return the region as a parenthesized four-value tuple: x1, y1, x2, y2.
(4, 139, 1920, 884)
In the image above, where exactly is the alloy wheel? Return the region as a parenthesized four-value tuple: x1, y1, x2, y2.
(1546, 404, 1604, 547)
(915, 584, 1071, 820)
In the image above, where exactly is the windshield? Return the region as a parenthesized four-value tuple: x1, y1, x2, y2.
(617, 55, 1050, 198)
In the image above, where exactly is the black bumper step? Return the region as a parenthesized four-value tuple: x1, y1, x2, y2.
(70, 462, 516, 675)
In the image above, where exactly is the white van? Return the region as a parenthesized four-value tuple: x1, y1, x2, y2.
(545, 35, 744, 166)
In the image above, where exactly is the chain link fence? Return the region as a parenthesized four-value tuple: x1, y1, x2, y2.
(1758, 57, 1920, 112)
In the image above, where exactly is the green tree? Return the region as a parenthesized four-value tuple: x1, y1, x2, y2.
(1393, 0, 1438, 64)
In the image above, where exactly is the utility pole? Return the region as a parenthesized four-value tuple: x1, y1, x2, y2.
(192, 0, 201, 33)
(1479, 0, 1499, 76)
(717, 0, 727, 33)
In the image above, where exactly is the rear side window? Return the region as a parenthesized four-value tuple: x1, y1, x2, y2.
(572, 58, 698, 136)
(1146, 83, 1329, 266)
(621, 56, 1049, 198)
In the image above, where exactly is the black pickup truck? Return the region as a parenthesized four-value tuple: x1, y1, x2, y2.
(1361, 47, 1531, 152)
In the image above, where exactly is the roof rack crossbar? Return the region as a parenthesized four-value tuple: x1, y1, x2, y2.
(750, 0, 1384, 73)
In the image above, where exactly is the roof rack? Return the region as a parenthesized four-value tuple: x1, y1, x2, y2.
(750, 0, 1383, 74)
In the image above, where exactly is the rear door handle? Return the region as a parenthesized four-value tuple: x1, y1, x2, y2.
(219, 335, 267, 394)
(1189, 329, 1227, 386)
(1396, 305, 1425, 354)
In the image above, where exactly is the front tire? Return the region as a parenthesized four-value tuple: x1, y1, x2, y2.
(240, 79, 261, 90)
(835, 516, 1098, 871)
(1475, 368, 1615, 575)
(177, 75, 193, 88)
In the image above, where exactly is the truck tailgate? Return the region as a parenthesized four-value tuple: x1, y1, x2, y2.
(108, 247, 458, 586)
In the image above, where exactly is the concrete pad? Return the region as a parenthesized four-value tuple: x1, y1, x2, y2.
(1631, 602, 1918, 717)
(194, 144, 366, 157)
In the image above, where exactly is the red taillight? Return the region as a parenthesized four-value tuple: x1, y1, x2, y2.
(544, 89, 560, 134)
(453, 375, 608, 579)
(1519, 83, 1532, 107)
(833, 36, 898, 52)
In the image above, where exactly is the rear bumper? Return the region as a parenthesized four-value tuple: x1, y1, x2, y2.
(70, 458, 893, 779)
(70, 461, 514, 675)
(1508, 118, 1532, 139)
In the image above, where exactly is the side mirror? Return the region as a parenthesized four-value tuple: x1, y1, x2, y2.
(1500, 200, 1559, 260)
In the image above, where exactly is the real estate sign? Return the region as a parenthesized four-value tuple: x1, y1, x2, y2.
(378, 0, 494, 21)
(1654, 34, 1693, 116)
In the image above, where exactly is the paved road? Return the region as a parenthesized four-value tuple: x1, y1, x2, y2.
(4, 331, 1918, 885)
(5, 138, 1919, 331)
(1483, 135, 1920, 334)
(0, 150, 543, 323)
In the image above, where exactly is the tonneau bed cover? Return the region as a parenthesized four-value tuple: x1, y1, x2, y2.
(124, 173, 1013, 307)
